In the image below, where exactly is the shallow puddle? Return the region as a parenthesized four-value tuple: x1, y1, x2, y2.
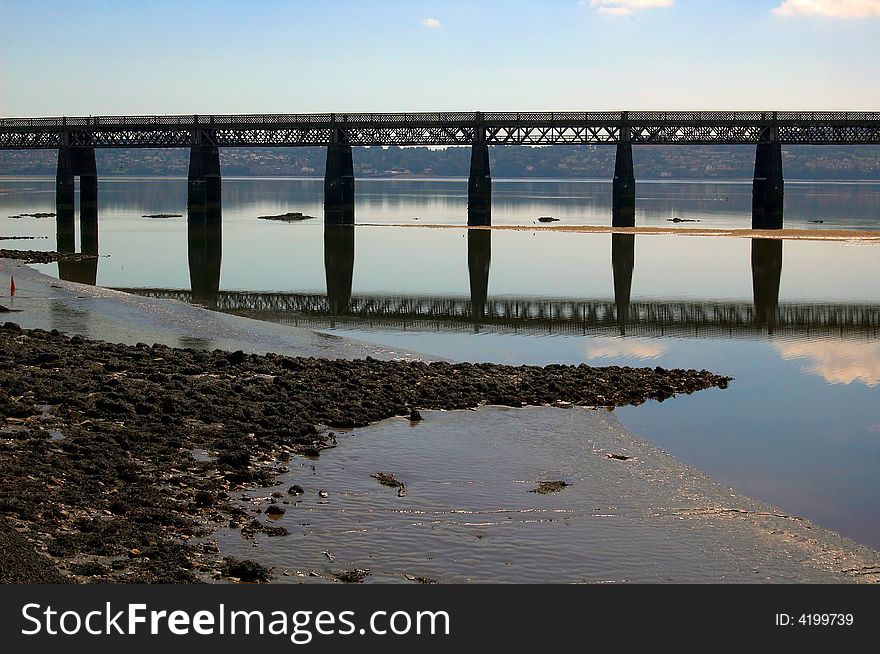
(191, 448, 214, 462)
(213, 406, 872, 583)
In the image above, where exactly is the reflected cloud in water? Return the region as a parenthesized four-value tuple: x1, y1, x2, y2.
(774, 340, 880, 387)
(585, 337, 669, 361)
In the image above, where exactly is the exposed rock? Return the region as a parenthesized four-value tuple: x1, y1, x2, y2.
(371, 472, 405, 490)
(221, 556, 271, 582)
(529, 481, 570, 494)
(334, 568, 370, 583)
(257, 212, 316, 222)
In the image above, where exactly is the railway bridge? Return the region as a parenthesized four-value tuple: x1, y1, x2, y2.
(3, 111, 880, 228)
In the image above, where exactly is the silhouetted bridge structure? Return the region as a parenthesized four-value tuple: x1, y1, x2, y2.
(3, 111, 880, 229)
(117, 288, 880, 340)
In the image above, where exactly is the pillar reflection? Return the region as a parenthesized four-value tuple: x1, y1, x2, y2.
(468, 228, 491, 330)
(187, 192, 222, 308)
(611, 234, 635, 335)
(751, 238, 782, 335)
(324, 225, 355, 322)
(56, 200, 99, 286)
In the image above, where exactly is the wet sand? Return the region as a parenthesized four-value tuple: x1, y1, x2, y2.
(219, 408, 880, 583)
(1, 256, 878, 583)
(0, 257, 420, 361)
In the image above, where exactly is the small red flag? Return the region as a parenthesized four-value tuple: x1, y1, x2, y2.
(10, 276, 14, 295)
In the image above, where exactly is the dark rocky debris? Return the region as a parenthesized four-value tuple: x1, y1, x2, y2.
(529, 481, 570, 494)
(0, 249, 98, 264)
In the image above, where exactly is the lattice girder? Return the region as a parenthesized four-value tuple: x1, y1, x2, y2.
(2, 112, 879, 148)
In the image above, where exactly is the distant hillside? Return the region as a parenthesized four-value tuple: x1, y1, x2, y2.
(2, 144, 879, 180)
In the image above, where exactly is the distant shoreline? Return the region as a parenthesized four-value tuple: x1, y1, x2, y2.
(3, 174, 880, 184)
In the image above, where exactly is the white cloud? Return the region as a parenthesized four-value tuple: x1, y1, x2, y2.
(774, 340, 880, 387)
(588, 0, 674, 15)
(773, 0, 880, 18)
(421, 18, 443, 29)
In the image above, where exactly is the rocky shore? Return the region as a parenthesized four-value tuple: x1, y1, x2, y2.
(0, 249, 98, 264)
(0, 321, 730, 583)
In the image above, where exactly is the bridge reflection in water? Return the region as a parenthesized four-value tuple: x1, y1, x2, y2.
(114, 227, 878, 343)
(59, 189, 877, 340)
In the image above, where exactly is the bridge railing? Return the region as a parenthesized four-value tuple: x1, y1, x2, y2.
(4, 111, 880, 130)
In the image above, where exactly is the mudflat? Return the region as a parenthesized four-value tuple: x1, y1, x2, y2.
(0, 320, 728, 582)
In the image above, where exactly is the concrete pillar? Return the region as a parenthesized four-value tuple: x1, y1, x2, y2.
(612, 119, 635, 227)
(468, 140, 492, 226)
(78, 147, 98, 208)
(324, 139, 355, 224)
(752, 125, 784, 229)
(467, 113, 491, 226)
(56, 146, 76, 211)
(55, 144, 99, 285)
(56, 145, 96, 210)
(188, 143, 221, 212)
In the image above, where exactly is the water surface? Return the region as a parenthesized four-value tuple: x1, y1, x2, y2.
(2, 176, 878, 550)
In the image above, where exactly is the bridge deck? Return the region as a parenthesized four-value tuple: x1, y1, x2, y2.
(3, 112, 880, 148)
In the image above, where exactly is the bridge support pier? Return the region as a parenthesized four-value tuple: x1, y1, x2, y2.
(187, 144, 222, 213)
(324, 141, 355, 225)
(56, 146, 97, 211)
(468, 140, 491, 226)
(752, 136, 784, 229)
(612, 140, 635, 227)
(55, 145, 99, 285)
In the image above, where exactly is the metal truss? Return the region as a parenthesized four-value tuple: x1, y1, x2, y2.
(2, 112, 880, 148)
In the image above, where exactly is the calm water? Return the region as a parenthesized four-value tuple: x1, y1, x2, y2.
(2, 176, 879, 549)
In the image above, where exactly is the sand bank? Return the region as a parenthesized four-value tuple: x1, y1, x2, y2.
(363, 223, 880, 242)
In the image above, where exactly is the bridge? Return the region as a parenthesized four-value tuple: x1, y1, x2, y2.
(3, 111, 880, 229)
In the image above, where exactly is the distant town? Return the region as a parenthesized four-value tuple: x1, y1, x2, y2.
(2, 144, 879, 180)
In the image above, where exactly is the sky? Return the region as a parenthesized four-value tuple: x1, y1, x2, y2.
(1, 0, 879, 116)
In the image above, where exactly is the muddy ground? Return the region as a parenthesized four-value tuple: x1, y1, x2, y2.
(0, 322, 731, 583)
